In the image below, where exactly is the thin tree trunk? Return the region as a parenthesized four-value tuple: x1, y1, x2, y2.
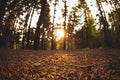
(63, 0, 67, 50)
(27, 7, 34, 49)
(51, 0, 57, 50)
(84, 9, 89, 47)
(22, 10, 31, 49)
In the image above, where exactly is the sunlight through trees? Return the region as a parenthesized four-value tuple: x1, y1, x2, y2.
(0, 0, 120, 49)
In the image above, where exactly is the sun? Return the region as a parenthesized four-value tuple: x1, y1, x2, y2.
(55, 29, 64, 40)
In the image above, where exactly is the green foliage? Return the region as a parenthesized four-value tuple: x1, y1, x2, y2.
(87, 15, 96, 37)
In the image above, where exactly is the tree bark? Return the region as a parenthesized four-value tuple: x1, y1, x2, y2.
(34, 0, 47, 49)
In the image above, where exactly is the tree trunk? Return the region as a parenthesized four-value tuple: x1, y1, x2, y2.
(22, 9, 31, 49)
(51, 0, 57, 50)
(34, 0, 47, 49)
(63, 0, 67, 50)
(96, 0, 111, 47)
(27, 7, 34, 49)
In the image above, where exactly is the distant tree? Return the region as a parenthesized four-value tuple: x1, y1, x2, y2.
(51, 0, 58, 50)
(96, 0, 111, 47)
(74, 15, 97, 48)
(108, 8, 120, 47)
(67, 7, 79, 49)
(22, 8, 32, 49)
(62, 0, 68, 50)
(26, 7, 35, 49)
(86, 14, 97, 48)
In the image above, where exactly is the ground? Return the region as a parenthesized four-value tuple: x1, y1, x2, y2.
(0, 48, 120, 80)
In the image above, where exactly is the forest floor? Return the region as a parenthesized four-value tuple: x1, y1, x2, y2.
(0, 48, 120, 80)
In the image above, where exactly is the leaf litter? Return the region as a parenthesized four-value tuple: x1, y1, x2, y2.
(0, 49, 120, 80)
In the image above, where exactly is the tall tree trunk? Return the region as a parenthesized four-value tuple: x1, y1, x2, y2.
(51, 0, 57, 50)
(27, 7, 34, 49)
(34, 0, 47, 49)
(63, 0, 67, 50)
(82, 1, 89, 48)
(96, 0, 111, 47)
(22, 9, 31, 49)
(84, 8, 89, 47)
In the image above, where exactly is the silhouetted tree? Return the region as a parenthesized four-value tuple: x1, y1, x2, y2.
(34, 0, 50, 49)
(51, 0, 58, 50)
(62, 0, 68, 50)
(67, 7, 79, 49)
(96, 0, 111, 47)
